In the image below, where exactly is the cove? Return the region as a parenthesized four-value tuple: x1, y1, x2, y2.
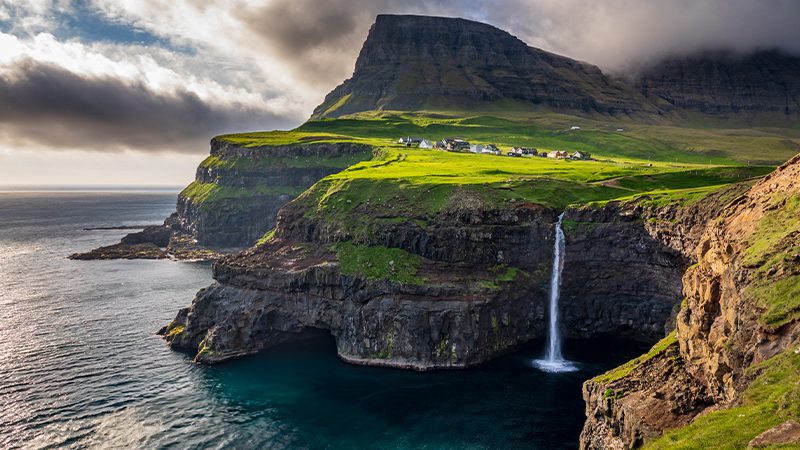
(201, 336, 649, 449)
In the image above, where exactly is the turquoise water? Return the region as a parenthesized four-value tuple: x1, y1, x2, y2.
(0, 190, 648, 449)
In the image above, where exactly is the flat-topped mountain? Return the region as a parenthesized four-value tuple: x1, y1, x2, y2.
(313, 14, 800, 121)
(313, 14, 651, 118)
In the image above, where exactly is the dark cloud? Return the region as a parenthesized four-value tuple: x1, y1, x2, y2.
(0, 59, 298, 154)
(239, 0, 476, 86)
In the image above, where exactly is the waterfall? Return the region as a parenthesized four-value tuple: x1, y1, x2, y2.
(533, 212, 577, 373)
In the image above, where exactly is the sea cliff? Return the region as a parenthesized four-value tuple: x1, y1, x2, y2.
(160, 175, 732, 369)
(71, 138, 373, 260)
(580, 155, 800, 449)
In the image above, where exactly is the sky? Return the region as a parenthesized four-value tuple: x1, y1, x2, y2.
(1, 0, 799, 186)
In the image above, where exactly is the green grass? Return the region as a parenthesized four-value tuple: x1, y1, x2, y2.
(742, 194, 800, 329)
(645, 347, 800, 450)
(295, 111, 799, 165)
(614, 166, 773, 191)
(214, 111, 799, 165)
(180, 181, 307, 204)
(481, 264, 529, 290)
(199, 150, 374, 170)
(256, 228, 276, 246)
(332, 242, 424, 285)
(593, 331, 678, 385)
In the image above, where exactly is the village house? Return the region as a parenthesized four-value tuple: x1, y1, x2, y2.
(480, 144, 500, 155)
(508, 147, 537, 157)
(570, 126, 581, 131)
(570, 151, 591, 160)
(418, 139, 434, 149)
(469, 144, 484, 153)
(441, 137, 470, 152)
(398, 136, 423, 146)
(547, 150, 569, 159)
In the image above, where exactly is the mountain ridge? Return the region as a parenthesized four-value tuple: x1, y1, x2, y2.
(313, 14, 800, 121)
(313, 14, 653, 119)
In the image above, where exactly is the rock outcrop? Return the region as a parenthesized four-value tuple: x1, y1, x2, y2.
(174, 139, 373, 248)
(72, 139, 373, 260)
(580, 154, 800, 449)
(162, 200, 557, 369)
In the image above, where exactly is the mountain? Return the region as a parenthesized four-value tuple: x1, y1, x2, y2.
(312, 14, 651, 118)
(313, 15, 800, 121)
(635, 49, 800, 117)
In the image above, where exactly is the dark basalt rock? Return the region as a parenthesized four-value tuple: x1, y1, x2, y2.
(635, 49, 800, 117)
(162, 189, 723, 370)
(73, 141, 374, 259)
(69, 242, 166, 260)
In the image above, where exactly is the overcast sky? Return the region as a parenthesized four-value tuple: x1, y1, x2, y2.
(1, 0, 799, 185)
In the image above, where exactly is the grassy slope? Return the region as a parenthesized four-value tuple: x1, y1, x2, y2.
(293, 112, 800, 165)
(645, 349, 800, 450)
(216, 113, 800, 165)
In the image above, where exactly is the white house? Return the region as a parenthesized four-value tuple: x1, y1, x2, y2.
(570, 126, 581, 131)
(469, 144, 484, 153)
(399, 136, 423, 146)
(418, 139, 434, 149)
(571, 151, 591, 160)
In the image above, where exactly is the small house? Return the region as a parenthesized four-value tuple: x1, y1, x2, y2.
(571, 151, 591, 160)
(469, 144, 484, 153)
(547, 150, 568, 159)
(399, 136, 423, 146)
(570, 126, 581, 131)
(442, 138, 470, 152)
(419, 139, 434, 149)
(480, 144, 500, 155)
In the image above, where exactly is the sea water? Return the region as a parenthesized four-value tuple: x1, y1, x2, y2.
(0, 189, 647, 449)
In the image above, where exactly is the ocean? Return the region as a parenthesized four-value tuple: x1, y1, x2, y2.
(0, 189, 647, 449)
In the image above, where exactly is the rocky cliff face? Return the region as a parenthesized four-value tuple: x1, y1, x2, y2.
(580, 155, 800, 449)
(635, 50, 800, 117)
(159, 176, 721, 369)
(162, 199, 557, 369)
(174, 139, 373, 248)
(313, 14, 650, 118)
(71, 139, 373, 260)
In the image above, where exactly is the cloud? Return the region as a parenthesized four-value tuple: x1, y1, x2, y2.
(0, 58, 296, 153)
(236, 0, 493, 86)
(2, 0, 800, 161)
(481, 0, 800, 72)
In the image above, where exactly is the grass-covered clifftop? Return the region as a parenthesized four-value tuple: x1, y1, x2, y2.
(297, 111, 799, 165)
(209, 110, 785, 256)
